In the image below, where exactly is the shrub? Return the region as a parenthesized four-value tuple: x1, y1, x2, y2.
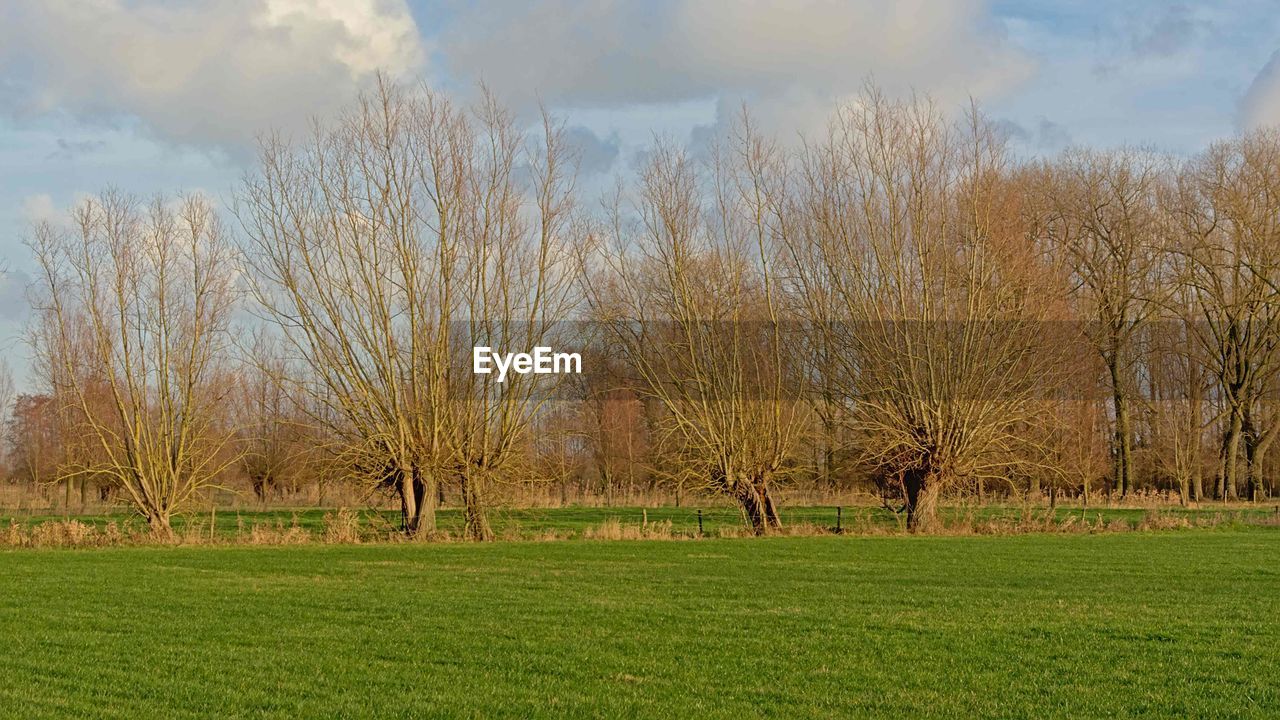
(322, 508, 362, 544)
(29, 520, 96, 548)
(3, 519, 23, 547)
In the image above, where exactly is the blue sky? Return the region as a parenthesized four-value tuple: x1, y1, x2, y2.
(2, 0, 1280, 386)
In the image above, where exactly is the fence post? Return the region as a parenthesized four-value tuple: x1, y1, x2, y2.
(697, 508, 703, 536)
(836, 506, 842, 534)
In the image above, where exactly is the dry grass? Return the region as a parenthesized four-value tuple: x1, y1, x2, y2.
(582, 517, 677, 541)
(322, 508, 362, 544)
(923, 508, 1223, 536)
(30, 519, 95, 547)
(1137, 510, 1192, 531)
(244, 516, 310, 545)
(775, 522, 837, 537)
(0, 504, 1267, 549)
(4, 518, 146, 548)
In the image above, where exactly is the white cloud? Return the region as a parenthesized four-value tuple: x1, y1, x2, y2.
(0, 0, 426, 151)
(0, 0, 1033, 153)
(20, 194, 57, 225)
(1242, 50, 1280, 130)
(671, 0, 1030, 102)
(440, 0, 1034, 137)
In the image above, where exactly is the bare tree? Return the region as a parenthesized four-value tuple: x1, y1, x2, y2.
(4, 394, 59, 494)
(1171, 130, 1280, 501)
(234, 333, 324, 503)
(583, 120, 805, 534)
(0, 361, 12, 421)
(28, 192, 240, 533)
(578, 372, 649, 504)
(786, 90, 1071, 530)
(0, 361, 14, 483)
(436, 96, 582, 541)
(240, 81, 445, 533)
(1042, 148, 1168, 498)
(1147, 317, 1208, 504)
(241, 80, 579, 538)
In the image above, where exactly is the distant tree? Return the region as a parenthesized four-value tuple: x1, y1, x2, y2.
(1170, 130, 1280, 501)
(28, 191, 240, 533)
(4, 393, 59, 490)
(235, 334, 321, 503)
(1041, 148, 1169, 498)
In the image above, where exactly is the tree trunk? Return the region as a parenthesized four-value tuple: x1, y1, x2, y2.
(822, 426, 836, 491)
(146, 508, 173, 538)
(413, 469, 437, 534)
(1190, 376, 1204, 503)
(727, 471, 783, 536)
(393, 464, 438, 536)
(737, 486, 767, 535)
(398, 470, 420, 536)
(1244, 409, 1260, 503)
(761, 483, 781, 529)
(903, 469, 940, 532)
(1250, 429, 1277, 503)
(1221, 406, 1243, 500)
(1112, 382, 1133, 497)
(735, 480, 781, 536)
(460, 473, 493, 542)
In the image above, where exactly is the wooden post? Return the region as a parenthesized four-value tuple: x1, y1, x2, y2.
(697, 509, 703, 536)
(836, 506, 842, 534)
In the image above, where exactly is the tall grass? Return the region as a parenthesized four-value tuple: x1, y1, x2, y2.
(0, 505, 1268, 549)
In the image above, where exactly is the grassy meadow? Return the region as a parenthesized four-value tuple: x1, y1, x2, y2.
(5, 503, 1279, 543)
(2, 529, 1279, 717)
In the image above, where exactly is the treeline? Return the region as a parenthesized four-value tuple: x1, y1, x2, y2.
(5, 81, 1280, 534)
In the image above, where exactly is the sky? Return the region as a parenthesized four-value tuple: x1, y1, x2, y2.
(1, 0, 1280, 386)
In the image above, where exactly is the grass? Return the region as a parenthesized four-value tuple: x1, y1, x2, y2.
(2, 530, 1278, 717)
(6, 502, 1279, 541)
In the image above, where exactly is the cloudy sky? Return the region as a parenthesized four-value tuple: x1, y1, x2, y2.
(2, 0, 1280, 382)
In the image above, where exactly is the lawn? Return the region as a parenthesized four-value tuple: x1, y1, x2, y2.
(1, 530, 1278, 718)
(6, 502, 1278, 540)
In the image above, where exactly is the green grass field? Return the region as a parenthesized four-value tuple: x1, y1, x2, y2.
(2, 529, 1278, 718)
(6, 502, 1278, 540)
